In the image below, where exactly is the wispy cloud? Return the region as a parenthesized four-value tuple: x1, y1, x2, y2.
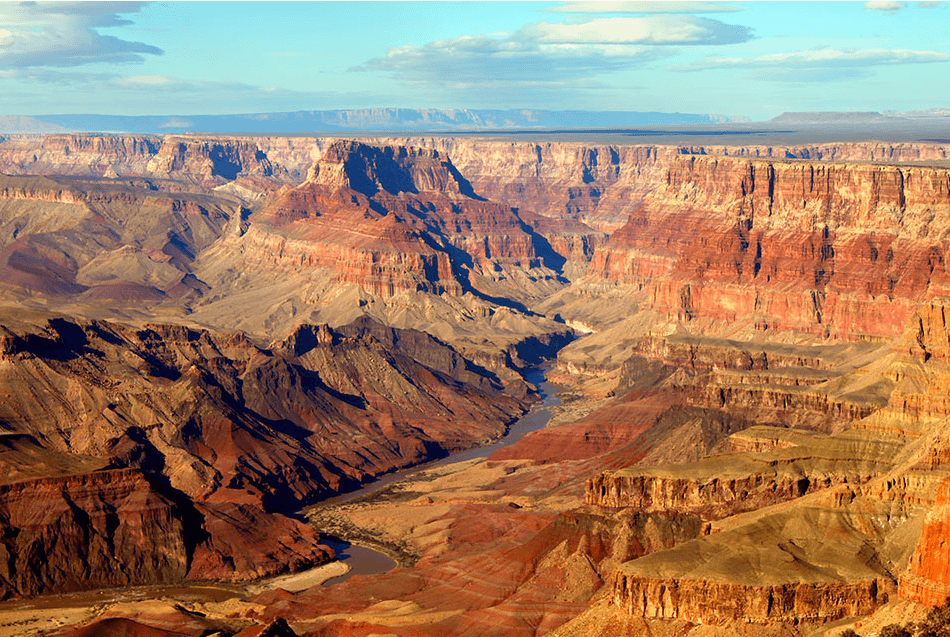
(119, 74, 171, 86)
(521, 17, 751, 45)
(0, 67, 119, 85)
(0, 1, 161, 68)
(675, 47, 950, 74)
(545, 2, 744, 14)
(358, 15, 752, 93)
(864, 1, 906, 12)
(0, 65, 399, 115)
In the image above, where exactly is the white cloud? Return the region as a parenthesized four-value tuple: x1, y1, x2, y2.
(864, 1, 906, 12)
(545, 2, 744, 14)
(675, 47, 950, 73)
(121, 74, 171, 86)
(0, 2, 161, 68)
(359, 15, 752, 95)
(522, 16, 751, 45)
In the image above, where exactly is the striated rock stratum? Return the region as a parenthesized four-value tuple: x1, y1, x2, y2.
(2, 133, 950, 636)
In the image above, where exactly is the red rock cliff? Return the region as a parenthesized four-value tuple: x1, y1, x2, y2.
(249, 140, 574, 298)
(589, 154, 950, 339)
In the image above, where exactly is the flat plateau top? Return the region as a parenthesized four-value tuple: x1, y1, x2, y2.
(212, 120, 950, 148)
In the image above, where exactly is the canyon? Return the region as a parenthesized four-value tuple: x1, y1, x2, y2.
(0, 132, 949, 636)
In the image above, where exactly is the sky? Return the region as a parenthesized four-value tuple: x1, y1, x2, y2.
(0, 1, 948, 121)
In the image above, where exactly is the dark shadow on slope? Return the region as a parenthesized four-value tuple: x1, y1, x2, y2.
(445, 162, 486, 201)
(416, 230, 534, 315)
(104, 428, 210, 571)
(209, 144, 242, 180)
(19, 318, 104, 362)
(295, 366, 367, 409)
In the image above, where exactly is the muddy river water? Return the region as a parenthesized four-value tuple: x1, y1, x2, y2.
(0, 366, 562, 623)
(316, 365, 562, 585)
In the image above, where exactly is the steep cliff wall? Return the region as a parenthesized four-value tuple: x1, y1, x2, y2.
(146, 136, 289, 186)
(585, 426, 897, 513)
(246, 140, 582, 299)
(0, 469, 189, 598)
(0, 466, 333, 598)
(0, 134, 159, 177)
(901, 476, 950, 606)
(588, 154, 950, 339)
(612, 574, 895, 625)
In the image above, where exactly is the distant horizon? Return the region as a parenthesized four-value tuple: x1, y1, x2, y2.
(1, 2, 948, 121)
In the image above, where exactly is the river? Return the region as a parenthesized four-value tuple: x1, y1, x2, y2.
(316, 364, 562, 585)
(0, 367, 563, 618)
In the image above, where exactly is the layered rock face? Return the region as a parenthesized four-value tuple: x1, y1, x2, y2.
(612, 575, 895, 625)
(0, 469, 189, 598)
(0, 134, 159, 177)
(0, 311, 528, 596)
(588, 154, 950, 339)
(247, 140, 583, 299)
(902, 477, 950, 606)
(0, 173, 234, 300)
(146, 136, 289, 187)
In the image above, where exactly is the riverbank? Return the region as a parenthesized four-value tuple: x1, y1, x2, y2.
(2, 361, 571, 635)
(302, 364, 564, 578)
(245, 561, 351, 594)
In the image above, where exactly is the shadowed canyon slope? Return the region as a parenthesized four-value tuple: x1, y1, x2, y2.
(2, 134, 950, 636)
(0, 311, 528, 598)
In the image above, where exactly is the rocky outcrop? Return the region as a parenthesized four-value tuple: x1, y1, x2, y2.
(0, 174, 84, 203)
(588, 154, 950, 339)
(906, 298, 950, 362)
(585, 426, 897, 515)
(600, 481, 907, 626)
(0, 134, 159, 177)
(0, 312, 529, 595)
(247, 140, 581, 299)
(900, 477, 950, 606)
(0, 469, 189, 598)
(0, 463, 333, 598)
(629, 334, 839, 373)
(612, 574, 895, 625)
(306, 141, 468, 195)
(146, 137, 288, 186)
(586, 468, 863, 516)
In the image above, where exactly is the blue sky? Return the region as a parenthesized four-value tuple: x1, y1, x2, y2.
(0, 1, 948, 121)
